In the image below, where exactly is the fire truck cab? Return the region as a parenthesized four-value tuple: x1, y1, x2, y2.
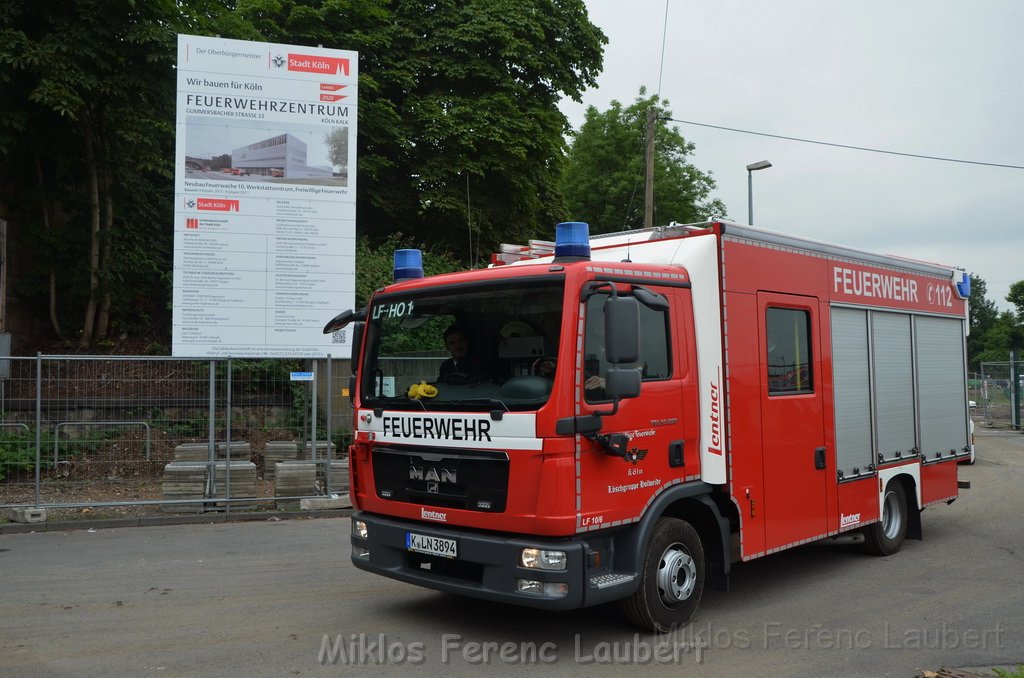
(327, 220, 971, 631)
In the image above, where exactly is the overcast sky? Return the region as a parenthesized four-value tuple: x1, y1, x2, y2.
(558, 1, 1023, 311)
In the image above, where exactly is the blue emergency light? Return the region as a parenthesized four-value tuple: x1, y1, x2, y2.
(393, 249, 424, 281)
(955, 271, 970, 299)
(553, 221, 591, 262)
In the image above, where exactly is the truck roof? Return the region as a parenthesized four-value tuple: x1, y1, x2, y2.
(494, 220, 960, 280)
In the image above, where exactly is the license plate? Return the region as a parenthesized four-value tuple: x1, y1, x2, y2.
(406, 532, 457, 559)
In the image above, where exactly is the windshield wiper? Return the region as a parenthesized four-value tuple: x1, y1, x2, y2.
(444, 398, 509, 410)
(370, 395, 427, 411)
(441, 398, 513, 419)
(370, 397, 514, 415)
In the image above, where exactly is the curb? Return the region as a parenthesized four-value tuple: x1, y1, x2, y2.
(0, 509, 352, 535)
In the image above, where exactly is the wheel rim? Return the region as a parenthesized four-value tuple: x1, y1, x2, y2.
(881, 489, 901, 540)
(657, 542, 696, 606)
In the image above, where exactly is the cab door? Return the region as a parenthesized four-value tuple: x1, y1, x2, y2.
(575, 283, 697, 531)
(757, 292, 829, 549)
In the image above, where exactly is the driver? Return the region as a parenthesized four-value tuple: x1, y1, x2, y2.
(438, 325, 487, 381)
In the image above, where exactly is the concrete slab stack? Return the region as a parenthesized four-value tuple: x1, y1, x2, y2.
(262, 441, 299, 481)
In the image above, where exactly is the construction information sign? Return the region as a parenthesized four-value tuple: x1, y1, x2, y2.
(172, 34, 357, 358)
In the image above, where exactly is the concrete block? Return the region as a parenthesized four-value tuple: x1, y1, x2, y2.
(8, 507, 47, 524)
(210, 461, 258, 509)
(274, 461, 317, 509)
(161, 462, 208, 513)
(216, 441, 251, 461)
(300, 440, 337, 460)
(174, 443, 215, 462)
(174, 441, 251, 462)
(262, 441, 300, 480)
(323, 460, 350, 495)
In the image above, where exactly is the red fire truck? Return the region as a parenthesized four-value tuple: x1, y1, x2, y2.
(324, 220, 972, 631)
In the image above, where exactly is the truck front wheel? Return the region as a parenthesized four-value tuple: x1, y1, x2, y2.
(621, 517, 705, 632)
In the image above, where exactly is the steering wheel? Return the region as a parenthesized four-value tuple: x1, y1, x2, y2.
(531, 358, 556, 379)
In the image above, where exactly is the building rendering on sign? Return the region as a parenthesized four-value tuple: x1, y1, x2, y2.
(231, 133, 331, 178)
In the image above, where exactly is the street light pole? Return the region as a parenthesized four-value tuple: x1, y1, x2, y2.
(746, 160, 772, 225)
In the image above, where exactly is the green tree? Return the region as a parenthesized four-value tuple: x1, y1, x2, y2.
(0, 0, 186, 345)
(561, 88, 727, 233)
(0, 0, 606, 350)
(967, 276, 1024, 367)
(973, 311, 1023, 366)
(1007, 280, 1024, 319)
(1004, 280, 1024, 353)
(967, 274, 1000, 369)
(229, 0, 606, 258)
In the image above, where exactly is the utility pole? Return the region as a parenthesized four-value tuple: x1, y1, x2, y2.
(643, 108, 656, 230)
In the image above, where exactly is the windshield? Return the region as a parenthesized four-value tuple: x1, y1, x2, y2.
(360, 278, 565, 412)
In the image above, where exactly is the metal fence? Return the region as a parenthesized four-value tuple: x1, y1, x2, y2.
(972, 360, 1024, 429)
(0, 355, 353, 519)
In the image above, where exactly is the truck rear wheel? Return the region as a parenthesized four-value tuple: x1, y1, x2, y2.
(863, 481, 908, 556)
(621, 517, 705, 632)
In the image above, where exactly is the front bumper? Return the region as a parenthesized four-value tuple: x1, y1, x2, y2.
(351, 512, 600, 610)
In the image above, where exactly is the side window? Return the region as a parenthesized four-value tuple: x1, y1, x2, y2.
(638, 304, 671, 379)
(766, 307, 813, 395)
(584, 292, 671, 402)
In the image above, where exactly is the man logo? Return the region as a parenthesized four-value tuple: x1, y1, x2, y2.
(272, 54, 286, 68)
(409, 465, 456, 484)
(427, 482, 439, 494)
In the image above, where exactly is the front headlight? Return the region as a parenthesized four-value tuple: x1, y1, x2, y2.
(516, 579, 569, 598)
(354, 520, 368, 539)
(520, 548, 567, 571)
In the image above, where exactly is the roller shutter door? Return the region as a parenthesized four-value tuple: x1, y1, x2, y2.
(831, 308, 873, 478)
(915, 315, 969, 458)
(872, 312, 916, 462)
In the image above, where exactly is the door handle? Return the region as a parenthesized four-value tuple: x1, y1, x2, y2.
(669, 441, 684, 468)
(814, 447, 827, 470)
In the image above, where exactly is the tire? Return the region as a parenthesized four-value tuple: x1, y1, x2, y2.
(863, 481, 909, 556)
(621, 517, 705, 633)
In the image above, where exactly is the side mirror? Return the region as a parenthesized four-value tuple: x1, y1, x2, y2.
(605, 367, 641, 400)
(322, 307, 367, 334)
(350, 321, 365, 357)
(604, 296, 639, 364)
(323, 309, 355, 334)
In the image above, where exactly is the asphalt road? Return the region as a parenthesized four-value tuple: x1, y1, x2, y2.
(2, 429, 1022, 677)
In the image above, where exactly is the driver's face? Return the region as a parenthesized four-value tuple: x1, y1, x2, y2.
(444, 331, 469, 359)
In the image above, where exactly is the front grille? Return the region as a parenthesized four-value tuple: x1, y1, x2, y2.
(373, 445, 509, 512)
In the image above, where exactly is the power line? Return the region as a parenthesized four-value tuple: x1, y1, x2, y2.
(656, 0, 669, 99)
(663, 117, 1024, 170)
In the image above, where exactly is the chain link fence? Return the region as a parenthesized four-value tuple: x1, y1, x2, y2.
(972, 360, 1024, 429)
(0, 355, 352, 520)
